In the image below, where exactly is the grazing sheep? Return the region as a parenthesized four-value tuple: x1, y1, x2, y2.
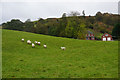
(32, 43, 35, 48)
(29, 41, 31, 44)
(37, 42, 41, 45)
(35, 41, 38, 44)
(21, 38, 24, 42)
(27, 40, 31, 44)
(61, 47, 66, 50)
(43, 44, 47, 48)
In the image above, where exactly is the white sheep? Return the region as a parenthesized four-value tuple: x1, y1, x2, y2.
(32, 43, 35, 48)
(27, 40, 31, 44)
(61, 47, 66, 50)
(37, 42, 41, 45)
(43, 44, 47, 48)
(21, 38, 24, 42)
(35, 41, 38, 44)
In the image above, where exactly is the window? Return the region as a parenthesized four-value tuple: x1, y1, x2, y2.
(105, 34, 108, 36)
(107, 37, 111, 41)
(103, 38, 106, 41)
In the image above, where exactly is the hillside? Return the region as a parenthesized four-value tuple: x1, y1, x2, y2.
(2, 12, 120, 40)
(2, 29, 118, 78)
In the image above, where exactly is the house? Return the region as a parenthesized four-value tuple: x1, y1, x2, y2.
(86, 31, 95, 40)
(101, 33, 112, 41)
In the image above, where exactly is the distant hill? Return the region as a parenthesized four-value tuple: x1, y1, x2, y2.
(2, 12, 120, 40)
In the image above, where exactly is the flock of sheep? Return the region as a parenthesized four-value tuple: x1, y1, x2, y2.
(21, 38, 66, 50)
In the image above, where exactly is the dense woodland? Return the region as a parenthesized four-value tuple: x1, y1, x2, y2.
(2, 11, 120, 40)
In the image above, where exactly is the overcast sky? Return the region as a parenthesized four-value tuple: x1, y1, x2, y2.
(0, 0, 119, 24)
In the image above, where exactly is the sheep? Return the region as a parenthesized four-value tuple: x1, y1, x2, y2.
(37, 42, 41, 45)
(27, 40, 31, 44)
(61, 47, 66, 50)
(29, 41, 31, 44)
(21, 38, 24, 42)
(32, 43, 35, 48)
(27, 40, 30, 43)
(43, 44, 47, 48)
(35, 41, 38, 44)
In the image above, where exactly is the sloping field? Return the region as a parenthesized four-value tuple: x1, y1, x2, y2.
(2, 29, 118, 78)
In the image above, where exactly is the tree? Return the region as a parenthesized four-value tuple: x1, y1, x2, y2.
(96, 12, 103, 22)
(88, 16, 95, 24)
(68, 11, 80, 17)
(48, 26, 57, 36)
(62, 13, 67, 18)
(36, 21, 45, 34)
(82, 10, 85, 17)
(76, 23, 86, 39)
(2, 19, 24, 31)
(24, 21, 34, 32)
(2, 23, 7, 29)
(25, 19, 31, 23)
(112, 23, 120, 39)
(65, 20, 74, 38)
(59, 14, 68, 37)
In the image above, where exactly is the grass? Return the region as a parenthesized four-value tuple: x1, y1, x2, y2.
(2, 29, 118, 78)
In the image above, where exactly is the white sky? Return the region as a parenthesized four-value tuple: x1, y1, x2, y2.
(0, 0, 119, 24)
(1, 0, 119, 2)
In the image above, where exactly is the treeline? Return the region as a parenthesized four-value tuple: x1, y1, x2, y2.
(2, 11, 120, 39)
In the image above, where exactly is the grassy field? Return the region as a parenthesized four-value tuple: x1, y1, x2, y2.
(2, 29, 118, 78)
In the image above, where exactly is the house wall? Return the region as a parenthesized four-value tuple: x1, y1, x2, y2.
(86, 34, 95, 40)
(101, 33, 112, 41)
